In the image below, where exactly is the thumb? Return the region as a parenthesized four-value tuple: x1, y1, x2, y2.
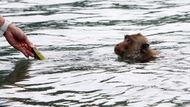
(25, 37, 35, 48)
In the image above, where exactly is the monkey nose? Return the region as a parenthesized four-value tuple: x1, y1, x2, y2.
(114, 44, 125, 57)
(114, 44, 120, 54)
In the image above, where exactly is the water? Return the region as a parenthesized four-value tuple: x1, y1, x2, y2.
(1, 0, 190, 107)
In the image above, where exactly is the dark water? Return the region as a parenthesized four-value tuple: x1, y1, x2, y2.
(1, 0, 190, 107)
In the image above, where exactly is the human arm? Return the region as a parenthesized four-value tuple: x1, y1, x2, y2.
(0, 16, 34, 57)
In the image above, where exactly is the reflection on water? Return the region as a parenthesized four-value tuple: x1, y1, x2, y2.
(1, 0, 190, 107)
(5, 60, 31, 85)
(0, 60, 31, 106)
(0, 60, 31, 85)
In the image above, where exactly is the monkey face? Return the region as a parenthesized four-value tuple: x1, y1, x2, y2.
(114, 33, 150, 60)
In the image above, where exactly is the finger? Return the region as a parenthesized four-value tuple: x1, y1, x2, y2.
(22, 33, 35, 48)
(13, 43, 31, 57)
(25, 47, 34, 57)
(23, 43, 34, 57)
(20, 43, 34, 57)
(18, 46, 29, 57)
(26, 40, 35, 48)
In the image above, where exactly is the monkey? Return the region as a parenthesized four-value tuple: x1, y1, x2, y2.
(114, 33, 158, 62)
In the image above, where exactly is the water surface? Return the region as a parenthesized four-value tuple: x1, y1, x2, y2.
(1, 0, 190, 107)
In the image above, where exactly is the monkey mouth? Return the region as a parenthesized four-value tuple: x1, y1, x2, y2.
(115, 48, 141, 59)
(114, 47, 125, 57)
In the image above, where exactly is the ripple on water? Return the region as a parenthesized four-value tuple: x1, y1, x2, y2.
(1, 0, 190, 107)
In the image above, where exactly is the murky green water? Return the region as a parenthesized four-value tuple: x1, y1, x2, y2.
(1, 0, 190, 107)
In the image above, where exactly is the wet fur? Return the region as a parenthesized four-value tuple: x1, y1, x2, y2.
(114, 33, 158, 62)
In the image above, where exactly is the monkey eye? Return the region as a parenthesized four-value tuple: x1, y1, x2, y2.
(127, 38, 133, 44)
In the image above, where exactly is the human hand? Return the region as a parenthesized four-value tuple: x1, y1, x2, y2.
(4, 24, 35, 58)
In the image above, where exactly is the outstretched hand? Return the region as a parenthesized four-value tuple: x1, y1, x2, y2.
(4, 24, 35, 58)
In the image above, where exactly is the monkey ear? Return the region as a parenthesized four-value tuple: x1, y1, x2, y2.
(124, 34, 129, 39)
(140, 43, 149, 53)
(137, 33, 143, 36)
